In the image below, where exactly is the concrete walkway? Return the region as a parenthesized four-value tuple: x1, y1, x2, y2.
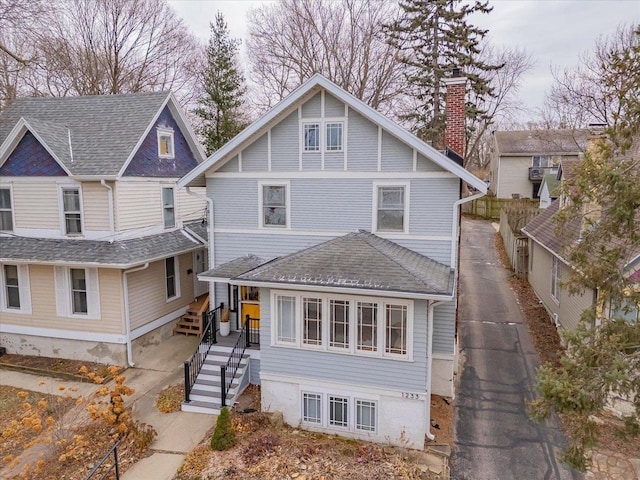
(0, 334, 216, 480)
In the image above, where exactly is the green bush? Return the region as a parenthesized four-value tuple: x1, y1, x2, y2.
(210, 407, 236, 451)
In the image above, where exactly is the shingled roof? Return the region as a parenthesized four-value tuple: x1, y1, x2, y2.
(0, 222, 207, 268)
(200, 254, 266, 281)
(232, 231, 455, 298)
(494, 129, 590, 156)
(0, 92, 187, 176)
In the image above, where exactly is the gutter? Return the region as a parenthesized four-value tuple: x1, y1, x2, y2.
(426, 299, 447, 441)
(122, 262, 149, 367)
(100, 180, 115, 242)
(185, 187, 215, 305)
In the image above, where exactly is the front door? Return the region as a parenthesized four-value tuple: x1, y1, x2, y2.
(240, 286, 260, 331)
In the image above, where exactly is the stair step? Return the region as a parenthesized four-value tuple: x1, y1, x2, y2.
(191, 387, 238, 399)
(182, 400, 220, 414)
(196, 378, 240, 388)
(203, 358, 248, 367)
(182, 314, 201, 321)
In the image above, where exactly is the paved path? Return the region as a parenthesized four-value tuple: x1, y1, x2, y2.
(451, 218, 581, 480)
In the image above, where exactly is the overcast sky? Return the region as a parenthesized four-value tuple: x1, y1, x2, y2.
(168, 0, 639, 119)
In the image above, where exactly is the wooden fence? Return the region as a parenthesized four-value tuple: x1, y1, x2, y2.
(499, 206, 540, 279)
(462, 197, 539, 220)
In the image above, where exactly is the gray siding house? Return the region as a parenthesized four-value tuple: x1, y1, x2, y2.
(178, 74, 486, 448)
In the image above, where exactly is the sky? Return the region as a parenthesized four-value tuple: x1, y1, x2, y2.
(167, 0, 640, 119)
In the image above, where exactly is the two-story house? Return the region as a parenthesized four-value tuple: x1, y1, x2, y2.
(0, 92, 209, 366)
(178, 74, 486, 448)
(488, 129, 589, 199)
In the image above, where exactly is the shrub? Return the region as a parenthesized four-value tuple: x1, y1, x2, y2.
(210, 407, 236, 451)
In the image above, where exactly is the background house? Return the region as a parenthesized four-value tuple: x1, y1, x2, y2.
(0, 92, 209, 366)
(178, 74, 486, 448)
(488, 129, 589, 199)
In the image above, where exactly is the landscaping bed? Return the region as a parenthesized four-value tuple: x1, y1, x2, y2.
(0, 354, 113, 383)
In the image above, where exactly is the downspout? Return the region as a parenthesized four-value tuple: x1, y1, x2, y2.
(100, 180, 115, 242)
(451, 192, 485, 268)
(186, 187, 215, 305)
(122, 262, 149, 367)
(426, 300, 446, 441)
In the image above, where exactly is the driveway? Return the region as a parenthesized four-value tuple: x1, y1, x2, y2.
(451, 218, 581, 480)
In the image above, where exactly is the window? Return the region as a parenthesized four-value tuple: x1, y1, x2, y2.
(329, 396, 348, 428)
(303, 297, 322, 346)
(261, 183, 288, 228)
(609, 298, 639, 324)
(158, 129, 174, 158)
(356, 302, 377, 352)
(356, 400, 377, 432)
(70, 268, 88, 314)
(329, 299, 349, 349)
(376, 185, 406, 232)
(162, 187, 175, 229)
(276, 295, 297, 344)
(302, 393, 322, 424)
(303, 123, 320, 152)
(165, 256, 180, 300)
(0, 188, 13, 231)
(325, 123, 343, 151)
(532, 155, 551, 168)
(4, 265, 20, 309)
(551, 257, 561, 302)
(62, 187, 82, 235)
(385, 304, 407, 355)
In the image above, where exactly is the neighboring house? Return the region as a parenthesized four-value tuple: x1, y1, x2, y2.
(177, 74, 486, 448)
(538, 173, 560, 209)
(0, 92, 209, 366)
(488, 129, 589, 199)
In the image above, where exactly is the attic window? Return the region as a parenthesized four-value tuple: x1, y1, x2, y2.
(158, 128, 174, 159)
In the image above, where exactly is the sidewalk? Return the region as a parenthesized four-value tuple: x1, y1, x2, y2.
(0, 335, 216, 480)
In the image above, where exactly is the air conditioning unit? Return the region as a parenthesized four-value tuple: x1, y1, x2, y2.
(530, 167, 542, 177)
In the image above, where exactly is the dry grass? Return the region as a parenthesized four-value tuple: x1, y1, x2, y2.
(156, 384, 184, 413)
(0, 354, 111, 379)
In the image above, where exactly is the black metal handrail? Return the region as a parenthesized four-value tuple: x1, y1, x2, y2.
(85, 438, 121, 480)
(184, 302, 223, 403)
(220, 315, 252, 406)
(246, 314, 260, 346)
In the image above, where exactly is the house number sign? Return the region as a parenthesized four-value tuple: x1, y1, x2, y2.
(401, 392, 421, 400)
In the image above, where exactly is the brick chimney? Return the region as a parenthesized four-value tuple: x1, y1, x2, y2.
(443, 68, 467, 158)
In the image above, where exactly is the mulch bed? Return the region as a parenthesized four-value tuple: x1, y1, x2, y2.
(0, 354, 113, 383)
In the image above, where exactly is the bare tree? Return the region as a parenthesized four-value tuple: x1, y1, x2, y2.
(246, 0, 406, 116)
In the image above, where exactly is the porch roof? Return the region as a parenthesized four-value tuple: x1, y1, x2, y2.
(199, 254, 266, 281)
(229, 231, 455, 299)
(0, 221, 207, 268)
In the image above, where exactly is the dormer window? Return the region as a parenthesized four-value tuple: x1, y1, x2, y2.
(158, 128, 174, 159)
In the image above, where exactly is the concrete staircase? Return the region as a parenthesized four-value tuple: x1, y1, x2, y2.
(181, 345, 249, 415)
(173, 294, 209, 336)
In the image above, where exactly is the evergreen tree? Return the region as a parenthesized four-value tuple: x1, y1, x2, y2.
(386, 0, 502, 150)
(195, 12, 247, 155)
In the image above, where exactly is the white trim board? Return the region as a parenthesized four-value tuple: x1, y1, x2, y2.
(207, 171, 457, 179)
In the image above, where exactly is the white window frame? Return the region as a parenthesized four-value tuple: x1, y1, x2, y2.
(532, 155, 551, 168)
(372, 182, 410, 234)
(356, 301, 378, 354)
(258, 180, 290, 229)
(302, 297, 323, 347)
(551, 256, 561, 303)
(0, 185, 15, 232)
(275, 294, 297, 344)
(325, 122, 344, 152)
(301, 392, 322, 425)
(328, 395, 349, 429)
(162, 186, 176, 229)
(70, 268, 88, 315)
(0, 263, 31, 314)
(355, 399, 377, 433)
(328, 298, 350, 351)
(59, 185, 84, 236)
(54, 266, 100, 319)
(165, 256, 180, 301)
(271, 290, 413, 361)
(302, 122, 320, 152)
(157, 128, 175, 159)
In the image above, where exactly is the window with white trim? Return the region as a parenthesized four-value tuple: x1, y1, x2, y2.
(325, 122, 343, 151)
(532, 155, 551, 168)
(261, 183, 288, 228)
(54, 267, 99, 319)
(356, 399, 377, 432)
(375, 185, 407, 232)
(61, 187, 82, 235)
(551, 256, 561, 302)
(0, 264, 31, 314)
(271, 291, 412, 360)
(0, 187, 13, 231)
(303, 123, 320, 152)
(302, 392, 322, 424)
(158, 128, 174, 158)
(329, 396, 348, 428)
(165, 256, 179, 300)
(162, 187, 175, 229)
(70, 268, 88, 314)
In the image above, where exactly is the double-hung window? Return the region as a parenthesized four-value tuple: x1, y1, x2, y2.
(375, 184, 407, 233)
(0, 187, 13, 231)
(551, 256, 561, 302)
(1, 264, 31, 314)
(261, 183, 288, 228)
(70, 268, 88, 314)
(158, 128, 174, 158)
(53, 267, 98, 319)
(162, 187, 175, 229)
(62, 187, 82, 235)
(4, 265, 20, 309)
(165, 256, 179, 300)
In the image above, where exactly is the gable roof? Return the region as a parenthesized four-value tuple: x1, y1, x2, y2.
(541, 173, 560, 198)
(494, 129, 590, 156)
(521, 200, 573, 262)
(229, 231, 455, 299)
(178, 74, 486, 192)
(0, 92, 205, 178)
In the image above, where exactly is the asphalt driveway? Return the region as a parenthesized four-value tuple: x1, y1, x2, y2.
(451, 218, 581, 480)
